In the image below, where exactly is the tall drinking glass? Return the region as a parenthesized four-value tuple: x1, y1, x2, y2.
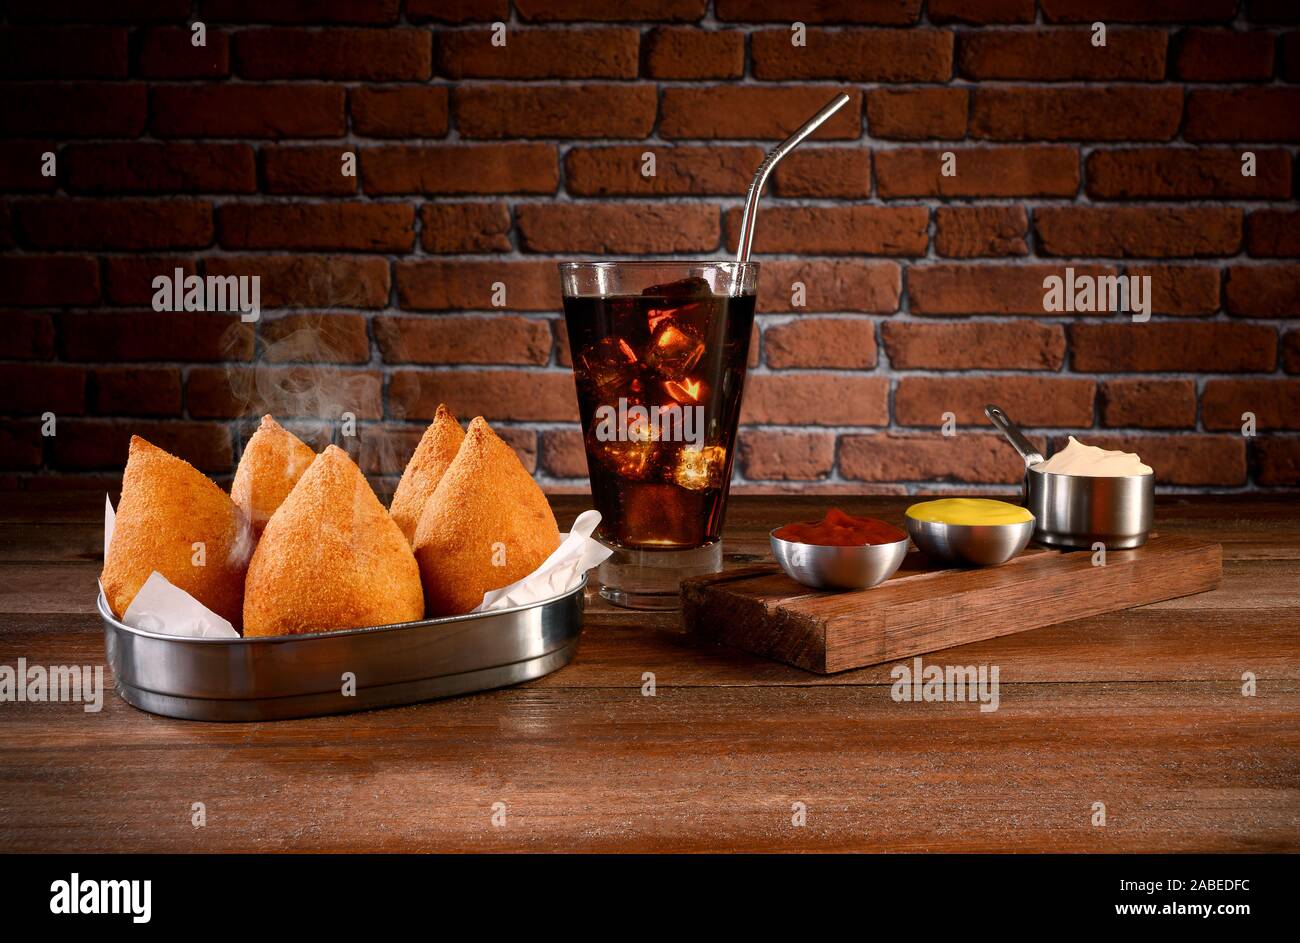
(559, 261, 759, 609)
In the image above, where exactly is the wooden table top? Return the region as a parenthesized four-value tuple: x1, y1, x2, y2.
(0, 491, 1296, 853)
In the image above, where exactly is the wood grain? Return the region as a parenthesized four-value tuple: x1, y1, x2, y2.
(0, 492, 1296, 853)
(682, 536, 1222, 673)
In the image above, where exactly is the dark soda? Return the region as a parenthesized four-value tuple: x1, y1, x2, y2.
(564, 281, 756, 550)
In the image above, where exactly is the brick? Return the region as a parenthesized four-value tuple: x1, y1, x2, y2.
(929, 0, 1034, 23)
(516, 0, 706, 19)
(363, 144, 557, 195)
(897, 377, 1094, 428)
(456, 84, 656, 139)
(191, 365, 383, 420)
(723, 206, 928, 256)
(0, 27, 128, 77)
(1203, 379, 1300, 431)
(1100, 379, 1197, 429)
(1247, 210, 1300, 257)
(519, 203, 718, 254)
(202, 0, 401, 22)
(16, 199, 212, 250)
(1285, 330, 1300, 373)
(1125, 264, 1221, 316)
(61, 310, 254, 362)
(438, 28, 637, 79)
(90, 366, 181, 416)
(1257, 438, 1300, 487)
(0, 141, 58, 192)
(104, 256, 195, 306)
(841, 433, 1027, 483)
(882, 321, 1065, 371)
(263, 146, 358, 195)
(152, 85, 346, 138)
(737, 430, 835, 480)
(909, 263, 1116, 315)
(1086, 148, 1291, 199)
(876, 146, 1079, 197)
(865, 88, 967, 139)
(218, 203, 413, 252)
(206, 256, 390, 309)
(234, 28, 430, 80)
(752, 28, 952, 81)
(1035, 207, 1242, 258)
(421, 203, 512, 253)
(764, 318, 877, 369)
(771, 148, 872, 198)
(137, 26, 230, 77)
(350, 87, 448, 138)
(0, 83, 145, 137)
(565, 145, 762, 196)
(49, 420, 232, 473)
(757, 260, 901, 313)
(936, 206, 1028, 258)
(0, 311, 56, 359)
(259, 312, 371, 364)
(1072, 434, 1245, 486)
(0, 421, 43, 469)
(6, 0, 189, 21)
(1185, 89, 1300, 142)
(661, 87, 862, 140)
(1069, 323, 1277, 372)
(714, 0, 921, 23)
(0, 253, 98, 305)
(375, 315, 551, 365)
(1040, 0, 1237, 22)
(397, 260, 560, 312)
(1225, 265, 1300, 317)
(389, 369, 577, 422)
(539, 427, 586, 478)
(645, 27, 744, 79)
(1175, 28, 1275, 80)
(972, 86, 1182, 141)
(1286, 32, 1300, 81)
(64, 143, 256, 193)
(958, 29, 1165, 80)
(407, 0, 506, 22)
(739, 374, 888, 425)
(0, 363, 85, 415)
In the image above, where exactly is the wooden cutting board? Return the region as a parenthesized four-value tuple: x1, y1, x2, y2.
(681, 535, 1222, 674)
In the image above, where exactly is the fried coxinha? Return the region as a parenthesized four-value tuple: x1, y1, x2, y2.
(101, 407, 563, 634)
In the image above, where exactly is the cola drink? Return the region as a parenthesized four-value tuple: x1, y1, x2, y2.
(564, 278, 755, 551)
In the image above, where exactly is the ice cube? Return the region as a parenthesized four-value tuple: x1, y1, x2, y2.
(663, 377, 704, 404)
(643, 276, 711, 299)
(645, 321, 704, 378)
(578, 336, 641, 399)
(673, 445, 726, 491)
(586, 424, 657, 480)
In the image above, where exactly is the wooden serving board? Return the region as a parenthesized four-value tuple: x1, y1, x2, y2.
(681, 535, 1222, 674)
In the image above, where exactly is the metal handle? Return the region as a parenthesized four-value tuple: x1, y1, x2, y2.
(734, 92, 852, 264)
(985, 404, 1044, 468)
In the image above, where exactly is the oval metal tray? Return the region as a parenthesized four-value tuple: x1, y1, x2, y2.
(99, 577, 586, 722)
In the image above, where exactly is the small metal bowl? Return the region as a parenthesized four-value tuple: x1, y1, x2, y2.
(905, 515, 1034, 567)
(769, 529, 910, 591)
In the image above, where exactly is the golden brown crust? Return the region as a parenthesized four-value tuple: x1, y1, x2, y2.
(243, 445, 424, 636)
(230, 415, 316, 538)
(101, 435, 252, 624)
(413, 417, 561, 617)
(389, 404, 465, 546)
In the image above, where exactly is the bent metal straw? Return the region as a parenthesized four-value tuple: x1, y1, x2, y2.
(734, 91, 853, 265)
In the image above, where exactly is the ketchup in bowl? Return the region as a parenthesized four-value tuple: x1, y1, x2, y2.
(773, 508, 907, 547)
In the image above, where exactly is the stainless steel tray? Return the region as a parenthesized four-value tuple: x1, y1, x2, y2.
(98, 577, 585, 722)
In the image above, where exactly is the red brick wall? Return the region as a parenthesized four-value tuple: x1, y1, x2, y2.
(1, 0, 1297, 493)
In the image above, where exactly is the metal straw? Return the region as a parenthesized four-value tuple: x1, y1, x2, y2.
(734, 91, 853, 264)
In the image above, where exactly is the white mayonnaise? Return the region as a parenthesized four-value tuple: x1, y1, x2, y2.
(1032, 436, 1153, 477)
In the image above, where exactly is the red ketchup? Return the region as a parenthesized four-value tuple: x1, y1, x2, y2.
(773, 508, 906, 547)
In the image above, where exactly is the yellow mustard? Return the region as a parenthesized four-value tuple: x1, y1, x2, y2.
(905, 498, 1033, 526)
